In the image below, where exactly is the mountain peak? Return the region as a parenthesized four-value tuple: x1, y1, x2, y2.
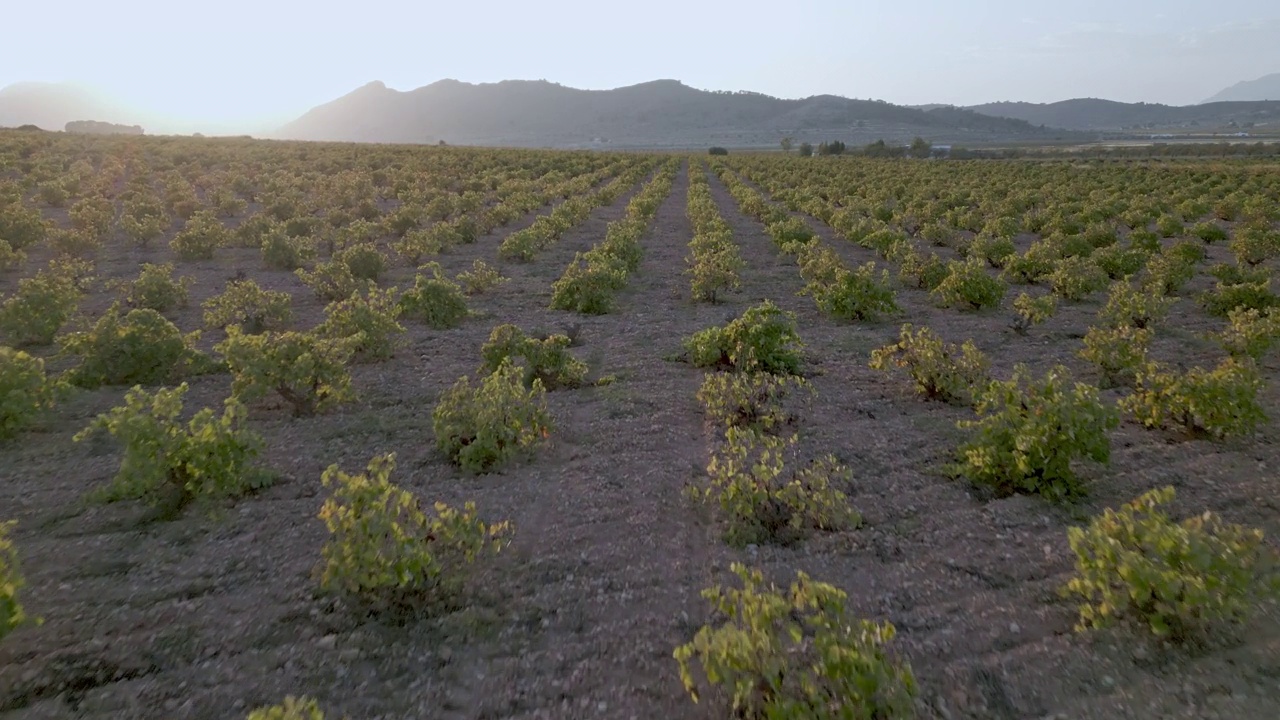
(1203, 72, 1280, 103)
(276, 76, 1052, 148)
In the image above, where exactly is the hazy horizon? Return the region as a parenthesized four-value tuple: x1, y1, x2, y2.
(3, 0, 1278, 134)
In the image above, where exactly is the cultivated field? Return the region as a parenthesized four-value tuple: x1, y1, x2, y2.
(0, 132, 1278, 720)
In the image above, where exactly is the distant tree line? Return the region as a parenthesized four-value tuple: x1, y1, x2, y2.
(65, 121, 144, 136)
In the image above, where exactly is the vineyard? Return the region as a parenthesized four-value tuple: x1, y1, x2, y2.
(0, 130, 1278, 719)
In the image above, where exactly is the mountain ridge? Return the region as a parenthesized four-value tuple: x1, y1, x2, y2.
(1203, 73, 1280, 103)
(965, 97, 1280, 131)
(273, 78, 1065, 148)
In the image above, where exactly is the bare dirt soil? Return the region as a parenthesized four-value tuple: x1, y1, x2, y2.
(2, 160, 1279, 720)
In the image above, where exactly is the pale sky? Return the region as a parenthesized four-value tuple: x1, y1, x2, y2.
(3, 0, 1278, 134)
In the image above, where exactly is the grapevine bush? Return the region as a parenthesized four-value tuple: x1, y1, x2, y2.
(246, 696, 326, 720)
(117, 263, 191, 313)
(432, 359, 553, 473)
(315, 286, 405, 363)
(203, 280, 293, 334)
(398, 263, 469, 329)
(0, 347, 60, 440)
(695, 428, 857, 547)
(61, 305, 204, 388)
(317, 453, 511, 607)
(75, 383, 269, 513)
(0, 263, 86, 345)
(0, 521, 27, 642)
(674, 563, 916, 719)
(1122, 358, 1265, 438)
(479, 324, 586, 390)
(216, 327, 355, 416)
(1064, 487, 1279, 641)
(685, 301, 804, 375)
(870, 324, 990, 404)
(957, 365, 1118, 500)
(696, 372, 810, 434)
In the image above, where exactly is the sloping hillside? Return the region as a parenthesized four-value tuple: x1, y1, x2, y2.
(276, 79, 1067, 148)
(968, 98, 1280, 131)
(1204, 73, 1280, 103)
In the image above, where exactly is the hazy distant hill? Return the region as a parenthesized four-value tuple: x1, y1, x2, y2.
(967, 98, 1280, 131)
(276, 79, 1068, 148)
(1204, 73, 1280, 103)
(0, 82, 135, 131)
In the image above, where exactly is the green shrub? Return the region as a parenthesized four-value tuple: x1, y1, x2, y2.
(0, 521, 28, 641)
(1200, 280, 1279, 318)
(1048, 256, 1108, 301)
(60, 306, 202, 388)
(1192, 222, 1228, 244)
(398, 263, 469, 329)
(118, 262, 191, 313)
(1002, 242, 1060, 284)
(674, 563, 915, 719)
(0, 348, 60, 440)
(0, 201, 50, 250)
(1209, 262, 1270, 287)
(0, 265, 85, 345)
(684, 301, 803, 375)
(47, 228, 102, 258)
(455, 259, 508, 295)
(1122, 358, 1265, 439)
(119, 199, 171, 248)
(1156, 215, 1183, 238)
(233, 213, 280, 248)
(170, 210, 230, 260)
(394, 225, 453, 264)
(74, 383, 268, 513)
(805, 261, 900, 321)
(696, 428, 856, 547)
(1012, 292, 1058, 334)
(870, 324, 989, 404)
(0, 239, 24, 272)
(1093, 243, 1150, 280)
(897, 247, 948, 290)
(688, 243, 745, 303)
(549, 253, 625, 315)
(1168, 239, 1207, 265)
(696, 372, 810, 434)
(261, 226, 316, 270)
(336, 243, 386, 282)
(1064, 486, 1279, 641)
(216, 327, 355, 416)
(957, 365, 1118, 501)
(432, 359, 553, 473)
(315, 286, 405, 363)
(1127, 229, 1162, 253)
(1098, 280, 1176, 329)
(203, 280, 293, 334)
(1078, 325, 1151, 387)
(317, 453, 511, 606)
(296, 260, 371, 302)
(479, 324, 587, 390)
(1229, 224, 1280, 267)
(933, 257, 1007, 310)
(1218, 308, 1280, 360)
(968, 235, 1016, 267)
(1143, 250, 1196, 295)
(766, 217, 815, 249)
(246, 696, 325, 720)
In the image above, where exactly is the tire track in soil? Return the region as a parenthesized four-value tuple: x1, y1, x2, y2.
(701, 168, 1083, 718)
(421, 164, 729, 720)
